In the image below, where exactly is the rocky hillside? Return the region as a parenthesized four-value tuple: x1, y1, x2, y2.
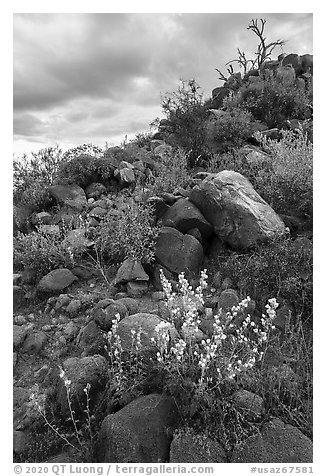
(13, 50, 313, 464)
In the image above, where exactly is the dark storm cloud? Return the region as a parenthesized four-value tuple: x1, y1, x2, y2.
(13, 12, 313, 153)
(13, 113, 45, 137)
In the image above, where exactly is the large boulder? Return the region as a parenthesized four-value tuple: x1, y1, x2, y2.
(48, 184, 87, 211)
(155, 226, 204, 275)
(37, 269, 78, 294)
(161, 198, 213, 238)
(281, 53, 302, 76)
(231, 418, 313, 463)
(97, 394, 179, 462)
(300, 54, 313, 74)
(211, 86, 232, 108)
(189, 170, 286, 249)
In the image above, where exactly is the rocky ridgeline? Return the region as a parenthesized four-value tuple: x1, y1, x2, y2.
(155, 52, 313, 146)
(13, 141, 312, 463)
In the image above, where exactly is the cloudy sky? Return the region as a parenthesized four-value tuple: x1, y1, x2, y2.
(13, 12, 313, 156)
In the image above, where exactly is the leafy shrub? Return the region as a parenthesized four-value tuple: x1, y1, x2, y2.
(62, 143, 103, 161)
(226, 72, 312, 128)
(56, 155, 114, 188)
(13, 146, 65, 214)
(157, 79, 210, 167)
(254, 129, 313, 221)
(130, 132, 154, 149)
(206, 128, 312, 224)
(94, 198, 158, 265)
(150, 148, 190, 194)
(13, 225, 84, 280)
(213, 236, 312, 322)
(205, 108, 254, 153)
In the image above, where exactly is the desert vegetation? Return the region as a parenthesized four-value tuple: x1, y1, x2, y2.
(13, 18, 313, 464)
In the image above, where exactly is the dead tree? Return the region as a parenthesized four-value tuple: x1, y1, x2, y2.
(215, 18, 286, 80)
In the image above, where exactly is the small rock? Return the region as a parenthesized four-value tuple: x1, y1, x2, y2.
(76, 320, 107, 356)
(89, 206, 107, 218)
(13, 274, 22, 285)
(152, 291, 165, 301)
(55, 294, 71, 310)
(231, 389, 264, 421)
(63, 321, 80, 339)
(126, 281, 148, 298)
(37, 269, 78, 294)
(115, 292, 128, 299)
(115, 297, 139, 315)
(21, 330, 47, 354)
(221, 277, 233, 290)
(13, 286, 25, 311)
(65, 299, 82, 316)
(13, 325, 28, 350)
(170, 429, 226, 463)
(14, 315, 27, 326)
(114, 258, 149, 285)
(13, 430, 30, 454)
(55, 355, 108, 417)
(93, 302, 128, 332)
(218, 289, 239, 311)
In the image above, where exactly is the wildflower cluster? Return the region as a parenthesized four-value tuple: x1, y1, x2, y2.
(29, 369, 93, 453)
(107, 314, 144, 393)
(153, 271, 278, 392)
(160, 269, 208, 335)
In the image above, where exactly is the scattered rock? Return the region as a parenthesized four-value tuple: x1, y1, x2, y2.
(115, 298, 139, 315)
(231, 418, 313, 463)
(152, 291, 165, 301)
(155, 226, 204, 276)
(97, 393, 179, 462)
(49, 184, 87, 211)
(147, 196, 170, 220)
(117, 313, 177, 354)
(65, 299, 82, 317)
(231, 390, 264, 421)
(13, 430, 30, 454)
(13, 273, 22, 285)
(221, 277, 233, 290)
(93, 302, 128, 332)
(89, 206, 107, 219)
(126, 281, 148, 298)
(218, 289, 239, 311)
(54, 294, 71, 309)
(13, 286, 25, 311)
(114, 258, 149, 285)
(13, 325, 28, 350)
(76, 320, 107, 356)
(21, 330, 47, 354)
(85, 182, 107, 200)
(31, 211, 53, 226)
(55, 355, 108, 417)
(161, 198, 213, 238)
(170, 430, 226, 463)
(37, 269, 78, 294)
